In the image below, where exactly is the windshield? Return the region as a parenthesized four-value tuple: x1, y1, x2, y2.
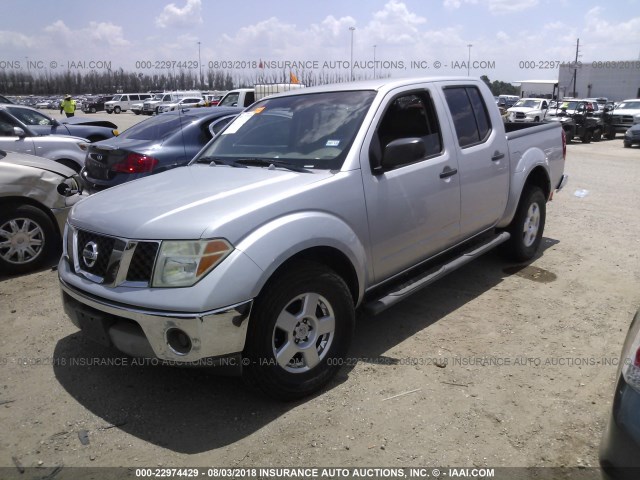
(513, 100, 540, 108)
(153, 94, 164, 100)
(617, 101, 640, 110)
(219, 92, 239, 107)
(118, 113, 197, 141)
(111, 95, 122, 101)
(558, 101, 580, 110)
(195, 90, 376, 170)
(6, 106, 54, 126)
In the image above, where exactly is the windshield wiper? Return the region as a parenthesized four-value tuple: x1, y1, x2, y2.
(194, 156, 247, 168)
(235, 158, 312, 173)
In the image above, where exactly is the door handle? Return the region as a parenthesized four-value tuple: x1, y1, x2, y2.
(439, 166, 458, 179)
(491, 151, 505, 161)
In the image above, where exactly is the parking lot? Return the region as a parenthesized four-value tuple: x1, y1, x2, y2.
(0, 127, 639, 473)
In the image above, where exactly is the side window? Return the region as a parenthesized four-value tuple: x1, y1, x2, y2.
(444, 86, 492, 148)
(0, 111, 20, 136)
(245, 91, 255, 107)
(130, 95, 139, 101)
(542, 101, 548, 109)
(376, 91, 443, 164)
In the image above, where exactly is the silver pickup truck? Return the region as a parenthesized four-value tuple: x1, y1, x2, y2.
(58, 77, 568, 399)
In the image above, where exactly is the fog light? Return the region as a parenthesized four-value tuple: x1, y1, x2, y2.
(166, 328, 192, 355)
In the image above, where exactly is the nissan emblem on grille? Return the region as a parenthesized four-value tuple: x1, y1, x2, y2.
(82, 241, 99, 268)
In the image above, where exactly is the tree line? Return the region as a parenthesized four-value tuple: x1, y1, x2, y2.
(0, 68, 516, 95)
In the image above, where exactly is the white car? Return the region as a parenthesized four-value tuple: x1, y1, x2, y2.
(507, 98, 549, 122)
(0, 120, 89, 171)
(157, 97, 205, 113)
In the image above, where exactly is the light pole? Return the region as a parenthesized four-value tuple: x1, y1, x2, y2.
(373, 45, 377, 79)
(349, 26, 356, 81)
(467, 44, 472, 77)
(197, 41, 202, 89)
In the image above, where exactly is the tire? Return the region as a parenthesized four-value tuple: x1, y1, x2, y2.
(90, 107, 96, 113)
(534, 117, 540, 122)
(55, 158, 80, 172)
(243, 262, 355, 400)
(624, 142, 631, 148)
(0, 204, 57, 275)
(504, 186, 546, 262)
(134, 111, 140, 115)
(581, 131, 592, 143)
(593, 129, 602, 142)
(606, 131, 616, 140)
(114, 106, 121, 114)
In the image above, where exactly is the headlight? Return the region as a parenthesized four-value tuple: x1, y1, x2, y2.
(77, 142, 89, 151)
(152, 239, 233, 287)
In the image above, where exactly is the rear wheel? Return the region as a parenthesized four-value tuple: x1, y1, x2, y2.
(243, 262, 355, 400)
(0, 204, 57, 275)
(581, 131, 592, 143)
(504, 186, 546, 262)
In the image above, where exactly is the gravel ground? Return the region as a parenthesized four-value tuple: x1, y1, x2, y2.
(0, 128, 639, 476)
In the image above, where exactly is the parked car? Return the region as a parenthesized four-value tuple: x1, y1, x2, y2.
(59, 77, 567, 399)
(80, 106, 241, 192)
(158, 97, 205, 113)
(81, 95, 114, 114)
(142, 91, 203, 115)
(0, 110, 89, 171)
(0, 95, 13, 104)
(0, 104, 118, 142)
(623, 124, 640, 147)
(609, 99, 640, 137)
(131, 102, 143, 115)
(105, 93, 153, 114)
(0, 149, 85, 274)
(599, 308, 640, 479)
(507, 98, 549, 122)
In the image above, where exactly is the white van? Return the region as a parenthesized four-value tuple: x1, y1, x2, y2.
(105, 93, 153, 114)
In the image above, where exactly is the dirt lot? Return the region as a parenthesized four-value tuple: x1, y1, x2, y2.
(0, 129, 639, 475)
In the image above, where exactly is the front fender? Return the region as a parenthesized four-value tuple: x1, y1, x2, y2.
(235, 211, 367, 305)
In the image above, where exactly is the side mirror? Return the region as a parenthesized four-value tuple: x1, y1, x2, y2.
(379, 138, 426, 172)
(13, 127, 26, 138)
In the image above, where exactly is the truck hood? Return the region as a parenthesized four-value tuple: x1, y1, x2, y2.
(69, 165, 335, 241)
(507, 107, 541, 114)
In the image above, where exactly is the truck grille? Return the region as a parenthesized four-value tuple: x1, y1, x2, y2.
(612, 114, 634, 124)
(72, 228, 160, 286)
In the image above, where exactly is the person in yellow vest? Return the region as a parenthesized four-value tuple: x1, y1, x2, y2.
(60, 94, 76, 117)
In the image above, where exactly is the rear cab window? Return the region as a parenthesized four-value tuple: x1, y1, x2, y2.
(443, 86, 492, 148)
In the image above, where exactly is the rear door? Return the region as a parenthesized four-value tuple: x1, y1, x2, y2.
(361, 87, 461, 282)
(440, 84, 509, 239)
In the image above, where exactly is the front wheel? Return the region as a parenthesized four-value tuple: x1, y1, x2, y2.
(504, 186, 546, 262)
(0, 204, 57, 275)
(114, 106, 121, 114)
(243, 262, 355, 400)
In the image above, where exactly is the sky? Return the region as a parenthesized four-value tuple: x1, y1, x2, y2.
(1, 0, 639, 84)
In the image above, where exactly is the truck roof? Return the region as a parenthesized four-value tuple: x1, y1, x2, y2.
(259, 76, 479, 97)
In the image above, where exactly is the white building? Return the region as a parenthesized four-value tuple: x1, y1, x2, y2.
(558, 61, 640, 101)
(513, 80, 559, 99)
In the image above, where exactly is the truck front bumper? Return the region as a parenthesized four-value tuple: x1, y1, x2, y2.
(60, 279, 252, 363)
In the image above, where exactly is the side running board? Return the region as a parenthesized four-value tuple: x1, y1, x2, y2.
(363, 231, 511, 316)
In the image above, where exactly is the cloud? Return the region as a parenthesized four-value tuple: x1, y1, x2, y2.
(444, 0, 537, 14)
(86, 22, 130, 47)
(156, 0, 203, 28)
